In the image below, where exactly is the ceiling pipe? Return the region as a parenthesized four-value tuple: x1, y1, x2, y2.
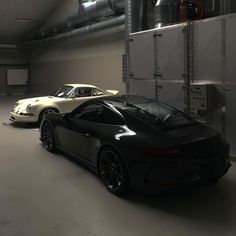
(154, 0, 180, 28)
(126, 0, 148, 34)
(0, 44, 18, 50)
(19, 15, 125, 50)
(32, 0, 124, 40)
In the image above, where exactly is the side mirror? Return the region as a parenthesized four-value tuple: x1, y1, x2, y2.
(70, 93, 76, 99)
(62, 112, 70, 121)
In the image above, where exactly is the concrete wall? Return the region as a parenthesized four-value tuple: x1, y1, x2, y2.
(29, 0, 125, 95)
(29, 33, 125, 95)
(0, 50, 28, 94)
(0, 67, 6, 94)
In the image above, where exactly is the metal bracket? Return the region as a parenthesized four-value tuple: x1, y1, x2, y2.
(182, 28, 187, 34)
(153, 72, 162, 77)
(153, 33, 162, 38)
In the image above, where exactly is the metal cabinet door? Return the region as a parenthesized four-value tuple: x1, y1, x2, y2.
(156, 24, 186, 81)
(130, 31, 155, 79)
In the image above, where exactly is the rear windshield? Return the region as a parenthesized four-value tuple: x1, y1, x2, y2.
(117, 98, 195, 130)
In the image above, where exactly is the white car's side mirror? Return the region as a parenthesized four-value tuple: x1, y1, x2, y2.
(70, 93, 76, 99)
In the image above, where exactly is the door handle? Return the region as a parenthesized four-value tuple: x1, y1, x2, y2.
(83, 133, 91, 137)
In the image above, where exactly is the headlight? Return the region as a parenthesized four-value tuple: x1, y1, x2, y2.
(26, 104, 32, 112)
(14, 102, 19, 108)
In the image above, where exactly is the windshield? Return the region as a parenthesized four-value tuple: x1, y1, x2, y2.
(52, 86, 74, 98)
(120, 98, 195, 130)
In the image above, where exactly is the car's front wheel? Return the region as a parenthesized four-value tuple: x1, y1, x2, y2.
(42, 122, 56, 152)
(98, 147, 130, 196)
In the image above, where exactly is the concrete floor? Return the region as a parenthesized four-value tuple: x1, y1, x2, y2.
(0, 94, 236, 236)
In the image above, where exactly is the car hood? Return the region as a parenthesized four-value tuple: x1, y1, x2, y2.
(17, 96, 64, 106)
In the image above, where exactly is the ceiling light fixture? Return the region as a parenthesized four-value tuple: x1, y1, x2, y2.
(16, 18, 39, 23)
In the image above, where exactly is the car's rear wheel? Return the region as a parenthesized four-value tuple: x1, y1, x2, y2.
(38, 108, 58, 124)
(42, 122, 56, 152)
(98, 147, 130, 196)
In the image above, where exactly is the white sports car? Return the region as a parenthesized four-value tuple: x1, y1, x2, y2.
(10, 84, 118, 123)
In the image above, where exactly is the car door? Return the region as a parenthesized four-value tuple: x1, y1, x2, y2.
(56, 104, 103, 162)
(56, 102, 125, 164)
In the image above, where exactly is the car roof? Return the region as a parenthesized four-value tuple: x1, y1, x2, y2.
(94, 95, 175, 115)
(64, 84, 97, 88)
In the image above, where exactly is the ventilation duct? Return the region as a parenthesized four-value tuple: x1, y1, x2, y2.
(126, 0, 149, 34)
(154, 0, 180, 28)
(32, 0, 125, 40)
(68, 0, 124, 27)
(20, 15, 125, 50)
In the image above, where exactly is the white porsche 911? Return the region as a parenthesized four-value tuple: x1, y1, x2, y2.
(10, 84, 118, 123)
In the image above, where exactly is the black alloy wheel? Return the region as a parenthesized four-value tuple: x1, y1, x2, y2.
(42, 122, 56, 152)
(99, 147, 130, 196)
(38, 109, 58, 124)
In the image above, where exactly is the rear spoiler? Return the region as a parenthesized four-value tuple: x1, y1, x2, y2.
(106, 90, 119, 95)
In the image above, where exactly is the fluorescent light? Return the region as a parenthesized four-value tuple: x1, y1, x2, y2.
(16, 18, 39, 23)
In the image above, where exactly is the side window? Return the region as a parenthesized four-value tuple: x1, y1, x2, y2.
(72, 104, 102, 121)
(74, 87, 92, 97)
(72, 104, 124, 125)
(92, 88, 105, 96)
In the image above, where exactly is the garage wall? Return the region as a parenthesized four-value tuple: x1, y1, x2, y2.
(0, 67, 6, 94)
(29, 33, 125, 95)
(0, 50, 28, 94)
(29, 0, 125, 95)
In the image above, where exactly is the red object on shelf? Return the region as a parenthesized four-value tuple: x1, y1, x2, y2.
(179, 0, 203, 22)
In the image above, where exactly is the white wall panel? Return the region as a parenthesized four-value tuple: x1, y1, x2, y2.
(7, 69, 29, 85)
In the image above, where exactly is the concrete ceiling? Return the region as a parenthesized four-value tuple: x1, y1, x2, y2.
(0, 0, 62, 44)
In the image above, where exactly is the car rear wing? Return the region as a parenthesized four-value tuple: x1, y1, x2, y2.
(106, 90, 119, 95)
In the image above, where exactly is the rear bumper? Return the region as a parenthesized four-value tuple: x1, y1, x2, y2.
(129, 156, 231, 191)
(10, 112, 38, 123)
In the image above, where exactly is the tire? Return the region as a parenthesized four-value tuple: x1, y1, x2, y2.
(98, 147, 130, 196)
(42, 122, 56, 153)
(38, 108, 58, 125)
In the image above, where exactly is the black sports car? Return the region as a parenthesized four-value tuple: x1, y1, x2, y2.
(40, 95, 231, 195)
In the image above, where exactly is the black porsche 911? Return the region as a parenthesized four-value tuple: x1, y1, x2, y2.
(40, 95, 231, 195)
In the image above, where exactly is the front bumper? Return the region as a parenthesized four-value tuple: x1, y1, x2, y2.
(10, 112, 38, 123)
(129, 157, 231, 191)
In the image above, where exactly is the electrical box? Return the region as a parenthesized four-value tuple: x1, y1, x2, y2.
(190, 84, 215, 111)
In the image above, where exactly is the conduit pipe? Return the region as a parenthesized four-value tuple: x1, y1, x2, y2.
(32, 0, 125, 39)
(20, 15, 125, 49)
